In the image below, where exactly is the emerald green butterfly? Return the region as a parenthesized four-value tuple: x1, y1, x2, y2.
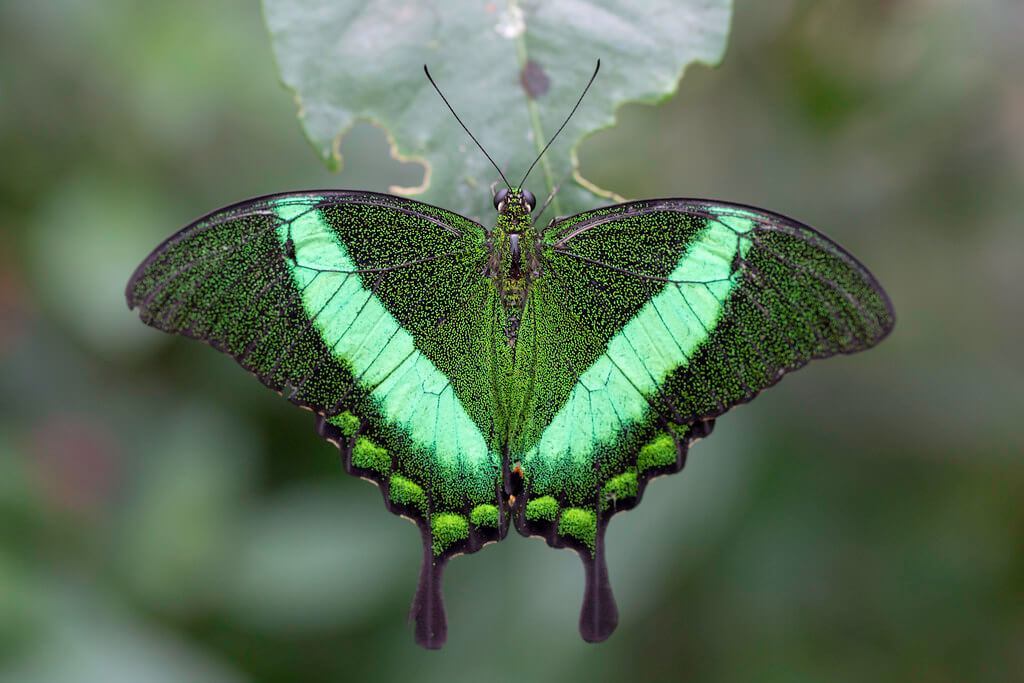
(126, 64, 894, 648)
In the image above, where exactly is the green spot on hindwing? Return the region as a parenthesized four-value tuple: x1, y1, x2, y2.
(469, 504, 499, 528)
(351, 436, 390, 475)
(601, 469, 638, 511)
(431, 513, 469, 555)
(558, 508, 597, 550)
(525, 495, 559, 522)
(388, 475, 426, 513)
(638, 433, 678, 474)
(327, 411, 361, 437)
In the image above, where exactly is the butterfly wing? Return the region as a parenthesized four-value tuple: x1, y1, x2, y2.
(515, 198, 894, 641)
(126, 190, 506, 648)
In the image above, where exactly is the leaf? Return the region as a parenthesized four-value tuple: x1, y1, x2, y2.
(262, 0, 732, 221)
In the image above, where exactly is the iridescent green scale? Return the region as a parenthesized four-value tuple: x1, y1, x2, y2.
(128, 184, 893, 647)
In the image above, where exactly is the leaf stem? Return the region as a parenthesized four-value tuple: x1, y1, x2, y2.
(512, 0, 561, 217)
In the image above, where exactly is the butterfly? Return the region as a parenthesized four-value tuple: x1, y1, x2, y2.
(126, 62, 894, 648)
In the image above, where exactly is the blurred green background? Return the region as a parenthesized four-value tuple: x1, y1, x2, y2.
(2, 1, 1022, 681)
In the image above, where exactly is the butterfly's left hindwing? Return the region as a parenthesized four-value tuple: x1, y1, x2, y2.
(127, 191, 511, 647)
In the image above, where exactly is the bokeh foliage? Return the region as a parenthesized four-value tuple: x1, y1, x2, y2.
(2, 1, 1023, 681)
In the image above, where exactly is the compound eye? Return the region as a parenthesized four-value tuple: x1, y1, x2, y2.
(522, 189, 536, 212)
(493, 187, 509, 210)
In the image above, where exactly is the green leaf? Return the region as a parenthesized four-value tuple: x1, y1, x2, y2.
(262, 0, 732, 220)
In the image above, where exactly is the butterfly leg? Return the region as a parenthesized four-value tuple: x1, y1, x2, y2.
(490, 164, 511, 198)
(534, 166, 574, 226)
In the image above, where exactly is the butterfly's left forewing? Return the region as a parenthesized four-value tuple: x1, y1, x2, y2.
(127, 191, 507, 648)
(513, 198, 895, 641)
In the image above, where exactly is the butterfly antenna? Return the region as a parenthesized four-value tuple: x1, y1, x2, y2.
(519, 59, 601, 188)
(424, 65, 511, 190)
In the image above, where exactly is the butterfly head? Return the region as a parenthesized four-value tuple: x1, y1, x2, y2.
(493, 187, 536, 222)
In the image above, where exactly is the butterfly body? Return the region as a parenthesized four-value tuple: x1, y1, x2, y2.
(488, 187, 541, 347)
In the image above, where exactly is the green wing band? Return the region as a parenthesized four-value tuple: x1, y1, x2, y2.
(518, 198, 894, 539)
(524, 210, 756, 496)
(274, 199, 492, 504)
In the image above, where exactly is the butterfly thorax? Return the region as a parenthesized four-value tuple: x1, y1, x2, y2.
(487, 188, 540, 347)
